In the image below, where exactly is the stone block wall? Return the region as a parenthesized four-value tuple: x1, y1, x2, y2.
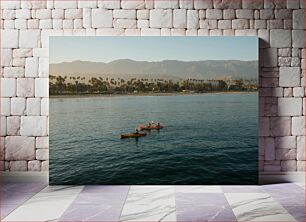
(0, 0, 305, 172)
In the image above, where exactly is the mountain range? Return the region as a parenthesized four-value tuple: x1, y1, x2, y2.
(49, 59, 258, 80)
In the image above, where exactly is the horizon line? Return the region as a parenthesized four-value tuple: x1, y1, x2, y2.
(50, 58, 259, 65)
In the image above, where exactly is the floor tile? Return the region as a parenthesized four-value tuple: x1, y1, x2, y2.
(119, 186, 176, 222)
(283, 205, 305, 222)
(175, 185, 222, 193)
(3, 185, 84, 221)
(270, 192, 305, 206)
(176, 193, 237, 222)
(222, 185, 264, 193)
(1, 183, 47, 194)
(225, 193, 297, 221)
(263, 183, 304, 193)
(59, 186, 129, 221)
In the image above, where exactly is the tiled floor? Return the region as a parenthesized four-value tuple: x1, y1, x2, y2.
(1, 183, 305, 222)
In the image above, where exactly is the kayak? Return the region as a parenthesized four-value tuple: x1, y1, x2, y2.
(121, 133, 147, 139)
(139, 125, 164, 130)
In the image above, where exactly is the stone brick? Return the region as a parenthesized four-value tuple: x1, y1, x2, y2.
(36, 149, 49, 160)
(278, 48, 291, 57)
(11, 98, 26, 116)
(35, 9, 51, 19)
(7, 116, 20, 136)
(96, 28, 124, 36)
(21, 1, 46, 9)
(41, 160, 49, 171)
(214, 0, 241, 9)
(293, 9, 305, 29)
(161, 28, 171, 36)
(210, 29, 223, 36)
(1, 30, 19, 48)
(264, 164, 281, 172)
(63, 19, 74, 29)
(121, 0, 145, 9)
(281, 160, 297, 171)
(13, 58, 25, 67)
(267, 20, 283, 29)
(19, 30, 41, 48)
(258, 29, 269, 48)
(137, 10, 149, 19)
(1, 78, 16, 97)
(270, 30, 292, 48)
(24, 57, 38, 78)
(287, 0, 300, 9)
(3, 9, 16, 19)
(186, 29, 198, 36)
(270, 117, 291, 136)
(98, 0, 121, 9)
(150, 9, 172, 28)
(275, 136, 297, 149)
(54, 1, 77, 9)
(0, 138, 4, 159)
(1, 117, 6, 137)
(292, 116, 305, 136)
(173, 9, 187, 28)
(113, 10, 136, 19)
(41, 98, 49, 116)
(154, 0, 178, 9)
(137, 20, 149, 28)
(291, 57, 301, 67)
(140, 28, 161, 36)
(206, 9, 222, 19)
(52, 9, 64, 19)
(292, 30, 305, 48)
(276, 149, 297, 160)
(274, 9, 292, 19)
(26, 98, 41, 116)
(265, 137, 275, 160)
(28, 160, 41, 171)
(114, 19, 137, 28)
(242, 0, 263, 9)
(39, 58, 49, 77)
(36, 137, 49, 149)
(187, 10, 199, 29)
(218, 20, 232, 29)
(272, 87, 283, 97)
(235, 29, 257, 36)
(1, 98, 10, 116)
(15, 19, 27, 29)
(13, 49, 33, 58)
(292, 48, 301, 57)
(297, 161, 305, 171)
(194, 0, 213, 9)
(200, 19, 217, 29)
(3, 67, 24, 78)
(1, 49, 12, 67)
(293, 87, 304, 97)
(83, 8, 92, 28)
(284, 19, 293, 29)
(232, 19, 249, 29)
(15, 9, 31, 19)
(263, 48, 277, 67)
(179, 0, 193, 9)
(259, 117, 269, 136)
(297, 136, 305, 160)
(9, 161, 27, 171)
(20, 116, 48, 136)
(5, 136, 35, 160)
(92, 9, 113, 28)
(1, 1, 20, 9)
(236, 9, 254, 19)
(223, 9, 235, 19)
(284, 87, 293, 97)
(278, 98, 302, 116)
(65, 9, 82, 19)
(17, 78, 35, 97)
(279, 67, 300, 87)
(35, 78, 49, 98)
(78, 0, 97, 8)
(4, 20, 15, 29)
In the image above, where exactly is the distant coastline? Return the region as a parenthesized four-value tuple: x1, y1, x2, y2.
(49, 91, 258, 99)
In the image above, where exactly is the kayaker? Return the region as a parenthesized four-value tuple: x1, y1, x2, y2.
(148, 122, 151, 126)
(151, 121, 155, 125)
(157, 122, 160, 127)
(135, 128, 139, 134)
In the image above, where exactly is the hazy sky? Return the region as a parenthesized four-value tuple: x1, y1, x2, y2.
(50, 37, 258, 64)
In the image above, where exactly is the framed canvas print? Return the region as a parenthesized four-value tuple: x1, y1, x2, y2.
(49, 37, 258, 185)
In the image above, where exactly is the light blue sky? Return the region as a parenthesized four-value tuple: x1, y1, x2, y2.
(50, 37, 258, 64)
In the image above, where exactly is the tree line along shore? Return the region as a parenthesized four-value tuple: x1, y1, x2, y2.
(49, 75, 258, 95)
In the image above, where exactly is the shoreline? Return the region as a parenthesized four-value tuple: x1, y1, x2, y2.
(50, 91, 258, 99)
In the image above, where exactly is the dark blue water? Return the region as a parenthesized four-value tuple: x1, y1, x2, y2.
(49, 93, 258, 185)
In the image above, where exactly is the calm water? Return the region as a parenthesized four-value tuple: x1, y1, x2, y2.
(50, 93, 258, 185)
